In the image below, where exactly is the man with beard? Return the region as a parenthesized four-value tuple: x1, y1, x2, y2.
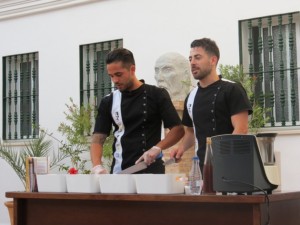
(170, 38, 252, 171)
(90, 48, 184, 174)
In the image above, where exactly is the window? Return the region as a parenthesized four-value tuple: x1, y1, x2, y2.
(80, 39, 123, 108)
(2, 52, 39, 140)
(239, 12, 300, 127)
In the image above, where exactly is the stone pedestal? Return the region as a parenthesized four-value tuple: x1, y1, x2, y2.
(164, 101, 194, 177)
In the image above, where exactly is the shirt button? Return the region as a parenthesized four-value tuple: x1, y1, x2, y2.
(213, 128, 216, 131)
(211, 110, 214, 113)
(212, 119, 215, 122)
(142, 133, 145, 136)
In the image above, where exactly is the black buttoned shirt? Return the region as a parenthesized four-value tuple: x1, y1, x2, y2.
(94, 83, 181, 173)
(182, 79, 252, 167)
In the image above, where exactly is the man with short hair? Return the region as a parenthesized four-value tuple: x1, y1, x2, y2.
(91, 48, 184, 174)
(170, 38, 252, 171)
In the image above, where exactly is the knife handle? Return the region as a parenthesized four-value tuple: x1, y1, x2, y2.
(157, 151, 163, 159)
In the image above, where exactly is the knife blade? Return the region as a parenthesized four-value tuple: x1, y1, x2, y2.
(117, 161, 148, 174)
(163, 158, 176, 166)
(117, 152, 166, 174)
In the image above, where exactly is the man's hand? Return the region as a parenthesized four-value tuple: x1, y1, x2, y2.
(169, 146, 185, 162)
(135, 146, 162, 165)
(169, 126, 195, 161)
(91, 165, 108, 174)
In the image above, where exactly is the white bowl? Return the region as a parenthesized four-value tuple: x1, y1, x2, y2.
(99, 174, 136, 194)
(37, 174, 67, 192)
(66, 174, 100, 193)
(134, 174, 185, 194)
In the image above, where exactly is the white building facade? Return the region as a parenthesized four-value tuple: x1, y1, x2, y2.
(0, 0, 300, 224)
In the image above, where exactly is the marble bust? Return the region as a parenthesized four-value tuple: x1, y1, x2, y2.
(154, 52, 193, 102)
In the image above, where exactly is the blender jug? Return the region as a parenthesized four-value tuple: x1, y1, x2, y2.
(256, 133, 277, 165)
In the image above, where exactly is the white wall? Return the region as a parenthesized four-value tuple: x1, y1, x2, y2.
(275, 133, 300, 191)
(0, 159, 23, 225)
(0, 0, 300, 224)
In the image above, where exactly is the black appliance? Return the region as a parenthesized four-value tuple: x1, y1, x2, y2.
(211, 134, 278, 195)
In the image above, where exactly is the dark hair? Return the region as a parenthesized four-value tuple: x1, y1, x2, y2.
(106, 48, 135, 68)
(190, 38, 220, 61)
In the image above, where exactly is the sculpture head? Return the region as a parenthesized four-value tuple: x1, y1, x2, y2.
(154, 52, 192, 101)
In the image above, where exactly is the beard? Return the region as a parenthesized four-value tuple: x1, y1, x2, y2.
(192, 66, 212, 80)
(117, 78, 134, 92)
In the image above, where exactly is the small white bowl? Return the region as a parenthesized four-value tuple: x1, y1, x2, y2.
(37, 174, 67, 192)
(66, 174, 100, 193)
(99, 174, 136, 194)
(134, 174, 185, 194)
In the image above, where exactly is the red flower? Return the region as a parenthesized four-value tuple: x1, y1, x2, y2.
(68, 167, 78, 174)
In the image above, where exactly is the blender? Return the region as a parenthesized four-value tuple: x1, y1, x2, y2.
(256, 133, 280, 187)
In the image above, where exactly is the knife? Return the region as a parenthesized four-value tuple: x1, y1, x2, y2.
(163, 158, 176, 166)
(117, 151, 165, 174)
(117, 161, 148, 174)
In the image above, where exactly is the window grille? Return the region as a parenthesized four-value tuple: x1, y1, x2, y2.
(80, 39, 123, 108)
(2, 52, 39, 140)
(239, 12, 300, 127)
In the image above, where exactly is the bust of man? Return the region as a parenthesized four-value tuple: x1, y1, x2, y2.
(154, 52, 193, 102)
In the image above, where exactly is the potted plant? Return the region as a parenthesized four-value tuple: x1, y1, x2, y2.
(0, 132, 68, 188)
(0, 97, 113, 222)
(46, 98, 112, 193)
(0, 132, 68, 225)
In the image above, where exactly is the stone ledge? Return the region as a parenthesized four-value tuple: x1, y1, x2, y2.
(255, 127, 300, 136)
(0, 0, 90, 20)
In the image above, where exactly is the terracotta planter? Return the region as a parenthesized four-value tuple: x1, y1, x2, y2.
(4, 201, 13, 225)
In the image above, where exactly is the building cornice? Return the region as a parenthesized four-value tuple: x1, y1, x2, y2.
(0, 0, 92, 20)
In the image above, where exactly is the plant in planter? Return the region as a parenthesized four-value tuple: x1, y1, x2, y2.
(44, 98, 113, 193)
(219, 64, 269, 133)
(45, 97, 112, 174)
(57, 98, 93, 174)
(35, 98, 98, 193)
(0, 132, 68, 225)
(0, 132, 68, 188)
(27, 98, 96, 193)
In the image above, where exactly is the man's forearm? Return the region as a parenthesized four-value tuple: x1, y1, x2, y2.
(90, 143, 103, 166)
(231, 111, 249, 134)
(156, 125, 184, 150)
(169, 126, 194, 160)
(181, 127, 195, 152)
(90, 133, 107, 166)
